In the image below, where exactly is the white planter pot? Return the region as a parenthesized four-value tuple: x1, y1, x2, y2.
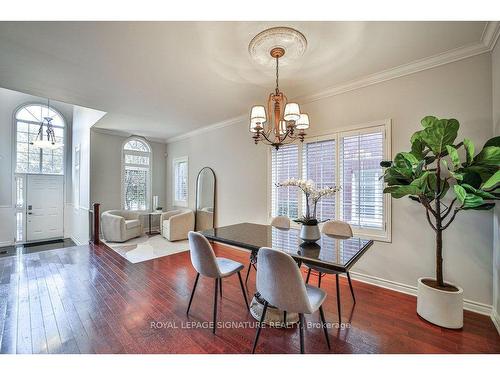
(416, 277, 463, 329)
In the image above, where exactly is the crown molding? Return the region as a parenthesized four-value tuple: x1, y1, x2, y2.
(163, 22, 498, 144)
(91, 126, 167, 144)
(166, 114, 247, 144)
(482, 21, 500, 51)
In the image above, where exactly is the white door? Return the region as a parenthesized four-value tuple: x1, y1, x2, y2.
(26, 175, 64, 242)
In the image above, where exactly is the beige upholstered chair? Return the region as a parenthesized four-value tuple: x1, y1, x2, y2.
(101, 210, 143, 242)
(252, 247, 330, 354)
(160, 209, 194, 241)
(270, 215, 291, 229)
(186, 231, 249, 334)
(305, 220, 356, 325)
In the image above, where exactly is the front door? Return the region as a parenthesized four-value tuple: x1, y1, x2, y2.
(26, 174, 64, 242)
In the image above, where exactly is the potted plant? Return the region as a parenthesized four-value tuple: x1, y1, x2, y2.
(277, 178, 339, 242)
(381, 116, 499, 328)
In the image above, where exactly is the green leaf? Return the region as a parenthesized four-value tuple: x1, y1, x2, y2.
(449, 171, 464, 181)
(454, 185, 466, 204)
(484, 136, 500, 148)
(421, 116, 437, 128)
(420, 118, 459, 155)
(445, 145, 460, 168)
(463, 194, 484, 209)
(414, 160, 425, 177)
(473, 146, 500, 166)
(461, 184, 497, 200)
(463, 138, 474, 165)
(482, 170, 500, 190)
(410, 171, 429, 189)
(461, 171, 482, 188)
(380, 160, 392, 168)
(384, 185, 422, 199)
(411, 134, 426, 159)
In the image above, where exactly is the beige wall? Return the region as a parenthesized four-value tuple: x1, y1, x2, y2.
(90, 130, 167, 228)
(167, 53, 494, 309)
(492, 41, 500, 323)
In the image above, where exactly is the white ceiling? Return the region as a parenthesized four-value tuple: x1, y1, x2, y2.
(0, 21, 489, 141)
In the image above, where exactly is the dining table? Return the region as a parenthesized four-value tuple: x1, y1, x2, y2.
(200, 222, 374, 325)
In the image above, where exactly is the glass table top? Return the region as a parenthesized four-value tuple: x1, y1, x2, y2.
(201, 223, 373, 271)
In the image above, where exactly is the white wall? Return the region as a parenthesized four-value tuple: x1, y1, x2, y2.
(65, 105, 106, 245)
(166, 53, 495, 310)
(0, 87, 73, 246)
(492, 41, 500, 327)
(90, 129, 167, 229)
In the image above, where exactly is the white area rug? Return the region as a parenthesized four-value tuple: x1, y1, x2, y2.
(104, 235, 189, 263)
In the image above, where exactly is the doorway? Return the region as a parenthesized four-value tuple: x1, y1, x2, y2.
(15, 174, 64, 243)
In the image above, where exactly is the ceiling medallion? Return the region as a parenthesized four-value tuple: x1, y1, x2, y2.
(248, 27, 309, 150)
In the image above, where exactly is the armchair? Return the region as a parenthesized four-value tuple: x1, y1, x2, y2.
(160, 209, 194, 241)
(101, 210, 143, 242)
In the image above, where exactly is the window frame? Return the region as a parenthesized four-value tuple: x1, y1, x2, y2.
(267, 119, 392, 242)
(13, 102, 66, 176)
(121, 136, 152, 212)
(172, 156, 189, 207)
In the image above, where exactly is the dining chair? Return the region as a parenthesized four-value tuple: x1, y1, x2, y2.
(186, 231, 250, 334)
(304, 220, 356, 325)
(251, 247, 331, 354)
(245, 216, 291, 285)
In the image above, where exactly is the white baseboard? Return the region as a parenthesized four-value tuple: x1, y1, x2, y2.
(71, 236, 87, 246)
(492, 310, 500, 335)
(0, 240, 14, 247)
(348, 271, 493, 316)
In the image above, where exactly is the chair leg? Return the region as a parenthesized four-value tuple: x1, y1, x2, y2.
(186, 273, 200, 315)
(305, 268, 311, 284)
(319, 306, 331, 350)
(251, 301, 269, 354)
(298, 313, 305, 354)
(336, 274, 341, 325)
(245, 261, 252, 285)
(346, 272, 356, 303)
(219, 278, 223, 298)
(213, 278, 219, 334)
(237, 271, 250, 311)
(318, 273, 322, 288)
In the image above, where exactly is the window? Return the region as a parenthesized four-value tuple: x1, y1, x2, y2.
(173, 157, 188, 207)
(302, 139, 336, 222)
(15, 104, 65, 175)
(340, 128, 385, 234)
(122, 137, 151, 211)
(271, 144, 299, 218)
(269, 121, 391, 241)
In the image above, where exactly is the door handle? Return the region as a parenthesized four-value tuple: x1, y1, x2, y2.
(27, 212, 32, 215)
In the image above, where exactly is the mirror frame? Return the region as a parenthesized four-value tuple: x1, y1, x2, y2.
(195, 166, 216, 230)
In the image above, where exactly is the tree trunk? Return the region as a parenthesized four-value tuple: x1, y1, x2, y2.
(435, 227, 444, 287)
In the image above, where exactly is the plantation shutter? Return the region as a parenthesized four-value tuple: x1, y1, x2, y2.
(174, 160, 188, 203)
(339, 128, 385, 229)
(271, 144, 299, 218)
(302, 139, 336, 222)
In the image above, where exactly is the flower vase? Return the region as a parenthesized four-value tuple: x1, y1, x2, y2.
(300, 223, 321, 242)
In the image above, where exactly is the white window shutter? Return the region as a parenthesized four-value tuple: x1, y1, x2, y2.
(340, 130, 384, 230)
(271, 144, 299, 218)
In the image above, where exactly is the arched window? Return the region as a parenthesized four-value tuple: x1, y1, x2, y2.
(15, 104, 65, 174)
(122, 137, 152, 211)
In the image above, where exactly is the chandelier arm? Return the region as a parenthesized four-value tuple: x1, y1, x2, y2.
(259, 130, 276, 145)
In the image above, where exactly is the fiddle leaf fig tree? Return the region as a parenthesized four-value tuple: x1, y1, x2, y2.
(381, 116, 500, 289)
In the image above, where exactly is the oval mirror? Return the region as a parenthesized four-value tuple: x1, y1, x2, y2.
(195, 167, 216, 231)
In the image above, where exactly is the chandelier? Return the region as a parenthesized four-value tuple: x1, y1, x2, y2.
(248, 27, 309, 150)
(30, 98, 58, 149)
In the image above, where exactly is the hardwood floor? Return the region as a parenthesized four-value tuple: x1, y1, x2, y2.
(0, 241, 498, 354)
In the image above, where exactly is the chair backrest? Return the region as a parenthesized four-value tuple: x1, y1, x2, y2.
(322, 220, 353, 238)
(188, 231, 220, 278)
(270, 216, 291, 229)
(256, 247, 313, 314)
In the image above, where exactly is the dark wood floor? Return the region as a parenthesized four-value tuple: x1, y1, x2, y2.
(0, 241, 498, 354)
